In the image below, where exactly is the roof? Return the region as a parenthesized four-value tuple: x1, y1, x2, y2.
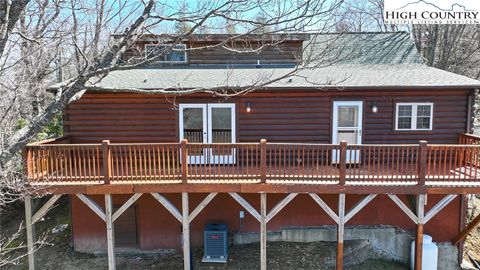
(54, 32, 480, 91)
(304, 32, 423, 65)
(92, 64, 480, 90)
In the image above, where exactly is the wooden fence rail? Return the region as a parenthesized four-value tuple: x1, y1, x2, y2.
(25, 134, 480, 184)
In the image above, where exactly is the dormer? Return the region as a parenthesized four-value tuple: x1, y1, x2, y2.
(122, 33, 310, 66)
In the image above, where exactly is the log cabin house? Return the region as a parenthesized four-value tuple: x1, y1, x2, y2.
(24, 32, 480, 270)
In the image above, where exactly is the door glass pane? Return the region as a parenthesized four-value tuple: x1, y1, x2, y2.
(211, 107, 232, 156)
(211, 108, 232, 143)
(338, 130, 358, 144)
(183, 108, 204, 143)
(338, 106, 358, 128)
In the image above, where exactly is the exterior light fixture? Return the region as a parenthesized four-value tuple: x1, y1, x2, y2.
(371, 102, 378, 113)
(246, 103, 252, 113)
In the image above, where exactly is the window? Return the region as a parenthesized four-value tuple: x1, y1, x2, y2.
(145, 44, 187, 62)
(395, 103, 433, 131)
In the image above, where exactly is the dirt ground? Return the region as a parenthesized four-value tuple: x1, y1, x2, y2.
(8, 240, 407, 270)
(464, 195, 480, 264)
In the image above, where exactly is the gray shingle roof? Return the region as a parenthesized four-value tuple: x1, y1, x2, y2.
(304, 32, 424, 65)
(92, 64, 480, 90)
(56, 32, 480, 91)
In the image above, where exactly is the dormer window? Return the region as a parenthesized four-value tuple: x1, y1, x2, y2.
(145, 44, 187, 63)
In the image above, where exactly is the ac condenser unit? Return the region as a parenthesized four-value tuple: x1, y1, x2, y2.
(202, 223, 228, 263)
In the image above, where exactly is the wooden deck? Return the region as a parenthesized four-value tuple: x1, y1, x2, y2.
(24, 133, 480, 193)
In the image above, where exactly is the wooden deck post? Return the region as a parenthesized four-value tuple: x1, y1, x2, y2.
(415, 194, 426, 270)
(260, 139, 267, 183)
(105, 194, 116, 270)
(339, 141, 347, 185)
(182, 193, 191, 270)
(260, 193, 267, 270)
(418, 141, 427, 187)
(181, 139, 188, 184)
(25, 195, 35, 270)
(102, 140, 112, 184)
(337, 193, 346, 270)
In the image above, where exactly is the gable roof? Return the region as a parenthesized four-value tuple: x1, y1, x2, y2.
(53, 32, 480, 91)
(304, 32, 423, 65)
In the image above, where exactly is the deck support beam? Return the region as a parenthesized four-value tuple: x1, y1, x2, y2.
(31, 195, 62, 224)
(151, 193, 182, 222)
(105, 194, 116, 270)
(228, 193, 261, 222)
(76, 194, 106, 221)
(415, 194, 426, 270)
(424, 195, 458, 224)
(25, 194, 64, 270)
(189, 192, 217, 223)
(344, 194, 377, 223)
(309, 193, 339, 223)
(337, 194, 346, 270)
(388, 194, 459, 270)
(265, 193, 297, 223)
(229, 192, 298, 270)
(388, 194, 418, 224)
(150, 192, 211, 270)
(112, 193, 142, 222)
(25, 195, 35, 270)
(182, 193, 190, 270)
(260, 193, 267, 270)
(453, 212, 480, 245)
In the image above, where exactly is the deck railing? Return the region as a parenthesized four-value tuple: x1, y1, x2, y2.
(25, 134, 480, 185)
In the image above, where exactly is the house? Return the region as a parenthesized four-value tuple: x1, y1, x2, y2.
(24, 32, 480, 270)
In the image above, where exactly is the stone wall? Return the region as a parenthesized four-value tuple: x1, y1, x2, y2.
(233, 225, 460, 270)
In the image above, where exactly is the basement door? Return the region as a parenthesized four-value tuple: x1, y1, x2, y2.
(179, 104, 236, 164)
(332, 101, 363, 164)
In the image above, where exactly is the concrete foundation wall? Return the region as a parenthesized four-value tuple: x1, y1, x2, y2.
(234, 226, 460, 269)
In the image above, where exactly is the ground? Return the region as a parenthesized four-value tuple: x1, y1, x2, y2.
(463, 194, 480, 265)
(2, 196, 479, 270)
(7, 239, 408, 270)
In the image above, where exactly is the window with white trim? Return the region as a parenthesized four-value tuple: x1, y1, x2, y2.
(395, 103, 433, 131)
(145, 44, 187, 62)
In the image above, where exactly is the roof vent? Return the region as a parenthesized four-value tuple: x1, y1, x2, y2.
(288, 78, 293, 83)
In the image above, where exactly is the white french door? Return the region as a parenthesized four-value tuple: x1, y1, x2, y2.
(179, 104, 236, 164)
(179, 104, 207, 164)
(208, 104, 236, 164)
(332, 101, 363, 164)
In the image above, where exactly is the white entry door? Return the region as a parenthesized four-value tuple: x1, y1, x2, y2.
(179, 103, 236, 164)
(332, 101, 363, 164)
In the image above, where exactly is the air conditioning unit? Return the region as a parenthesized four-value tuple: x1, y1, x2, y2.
(202, 223, 228, 263)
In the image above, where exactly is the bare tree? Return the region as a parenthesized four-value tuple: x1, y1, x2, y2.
(412, 24, 480, 79)
(0, 2, 350, 265)
(1, 0, 345, 166)
(0, 0, 29, 56)
(334, 0, 395, 32)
